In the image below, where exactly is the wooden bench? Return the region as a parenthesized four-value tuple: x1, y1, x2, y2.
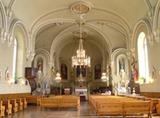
(26, 95, 41, 105)
(123, 101, 152, 118)
(2, 99, 12, 115)
(156, 99, 160, 114)
(97, 102, 123, 116)
(40, 98, 58, 108)
(0, 100, 5, 117)
(16, 98, 23, 111)
(40, 95, 80, 110)
(59, 96, 80, 110)
(10, 99, 18, 113)
(21, 98, 27, 109)
(89, 95, 152, 117)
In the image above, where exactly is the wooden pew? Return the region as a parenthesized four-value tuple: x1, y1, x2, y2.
(59, 96, 80, 110)
(89, 95, 152, 117)
(2, 99, 12, 115)
(156, 99, 160, 114)
(16, 98, 23, 111)
(123, 101, 152, 118)
(10, 99, 18, 113)
(0, 100, 5, 117)
(40, 97, 59, 108)
(26, 95, 40, 105)
(97, 102, 123, 116)
(21, 98, 27, 109)
(40, 95, 80, 110)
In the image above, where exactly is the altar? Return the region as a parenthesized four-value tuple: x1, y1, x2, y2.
(75, 88, 88, 101)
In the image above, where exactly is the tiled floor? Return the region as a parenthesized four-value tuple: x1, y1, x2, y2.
(5, 102, 160, 118)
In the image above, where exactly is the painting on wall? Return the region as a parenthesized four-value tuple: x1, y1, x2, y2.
(61, 64, 68, 80)
(94, 64, 101, 79)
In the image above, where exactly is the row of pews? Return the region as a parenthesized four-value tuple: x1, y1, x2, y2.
(0, 94, 29, 117)
(89, 95, 152, 118)
(39, 95, 80, 110)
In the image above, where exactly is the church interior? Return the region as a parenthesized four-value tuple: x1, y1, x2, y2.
(1, 0, 160, 117)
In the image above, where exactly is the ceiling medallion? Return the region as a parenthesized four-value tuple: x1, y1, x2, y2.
(70, 1, 92, 15)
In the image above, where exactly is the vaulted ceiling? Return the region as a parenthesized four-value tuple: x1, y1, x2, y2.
(2, 0, 158, 61)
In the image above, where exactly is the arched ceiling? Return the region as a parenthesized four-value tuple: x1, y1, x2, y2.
(6, 0, 158, 59)
(12, 0, 157, 28)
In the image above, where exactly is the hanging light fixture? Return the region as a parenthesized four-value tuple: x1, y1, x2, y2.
(71, 15, 91, 67)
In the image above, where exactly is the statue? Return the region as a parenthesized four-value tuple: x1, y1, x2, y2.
(36, 66, 43, 88)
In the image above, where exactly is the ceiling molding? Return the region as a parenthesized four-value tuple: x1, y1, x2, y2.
(9, 18, 30, 49)
(8, 0, 16, 9)
(88, 20, 128, 38)
(31, 18, 75, 42)
(30, 8, 69, 31)
(93, 8, 131, 32)
(0, 1, 7, 29)
(153, 0, 160, 30)
(144, 0, 153, 10)
(30, 6, 131, 38)
(131, 18, 153, 49)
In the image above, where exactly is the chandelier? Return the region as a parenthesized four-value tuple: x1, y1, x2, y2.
(71, 17, 91, 67)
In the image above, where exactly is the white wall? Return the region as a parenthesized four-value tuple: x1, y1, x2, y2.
(140, 42, 160, 92)
(0, 41, 14, 79)
(0, 40, 31, 94)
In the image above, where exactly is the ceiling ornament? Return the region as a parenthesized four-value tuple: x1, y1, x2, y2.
(70, 1, 92, 15)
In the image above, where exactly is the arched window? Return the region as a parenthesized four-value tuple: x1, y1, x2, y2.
(61, 64, 68, 79)
(137, 32, 149, 83)
(12, 38, 17, 79)
(94, 64, 101, 79)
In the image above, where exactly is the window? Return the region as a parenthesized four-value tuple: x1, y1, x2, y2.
(137, 32, 149, 83)
(12, 38, 17, 79)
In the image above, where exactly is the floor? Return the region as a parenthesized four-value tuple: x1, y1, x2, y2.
(5, 102, 160, 118)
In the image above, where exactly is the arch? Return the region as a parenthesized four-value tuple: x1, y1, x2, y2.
(9, 19, 29, 78)
(111, 48, 129, 76)
(50, 23, 111, 70)
(33, 54, 46, 76)
(131, 18, 152, 49)
(30, 6, 131, 55)
(131, 19, 152, 84)
(0, 1, 7, 29)
(137, 32, 149, 83)
(9, 19, 29, 48)
(153, 0, 160, 31)
(31, 7, 130, 35)
(34, 48, 50, 76)
(116, 54, 128, 76)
